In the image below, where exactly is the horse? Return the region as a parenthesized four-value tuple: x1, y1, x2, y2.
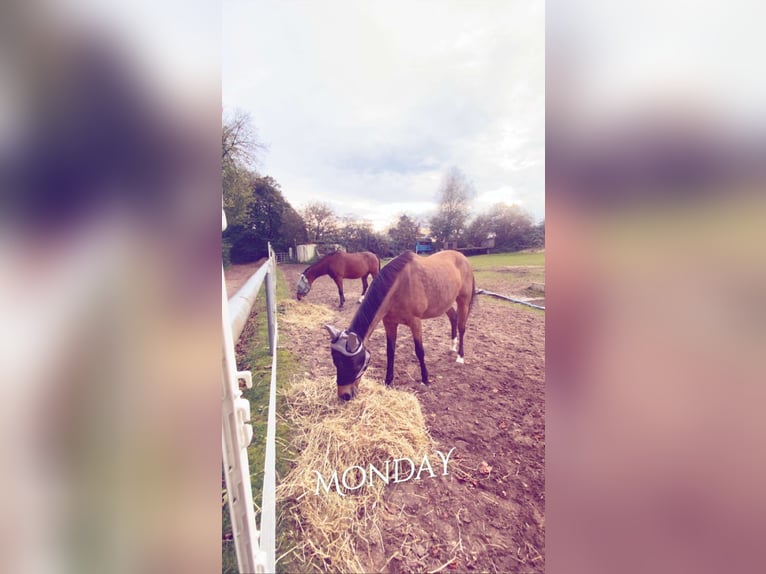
(324, 250, 476, 400)
(296, 250, 380, 309)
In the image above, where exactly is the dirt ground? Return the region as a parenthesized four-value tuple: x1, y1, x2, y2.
(278, 260, 545, 573)
(225, 259, 266, 298)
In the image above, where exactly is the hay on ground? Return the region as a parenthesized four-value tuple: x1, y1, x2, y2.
(277, 299, 335, 330)
(277, 370, 433, 573)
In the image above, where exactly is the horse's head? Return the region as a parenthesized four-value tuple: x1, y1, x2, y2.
(296, 274, 311, 300)
(324, 325, 370, 401)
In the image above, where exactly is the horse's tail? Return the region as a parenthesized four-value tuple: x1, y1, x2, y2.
(374, 251, 381, 273)
(469, 273, 478, 314)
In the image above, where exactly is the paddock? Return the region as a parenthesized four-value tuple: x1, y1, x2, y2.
(275, 252, 545, 573)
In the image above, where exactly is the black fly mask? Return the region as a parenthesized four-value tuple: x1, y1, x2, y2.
(325, 326, 371, 386)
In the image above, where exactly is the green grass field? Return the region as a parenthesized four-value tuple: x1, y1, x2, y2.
(469, 252, 545, 288)
(381, 250, 545, 296)
(467, 250, 544, 270)
(382, 250, 544, 268)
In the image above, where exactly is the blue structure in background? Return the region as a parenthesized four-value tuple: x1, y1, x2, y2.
(415, 239, 433, 255)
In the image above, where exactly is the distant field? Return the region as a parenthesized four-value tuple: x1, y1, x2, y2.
(469, 251, 545, 308)
(380, 250, 545, 306)
(467, 251, 545, 270)
(382, 250, 545, 268)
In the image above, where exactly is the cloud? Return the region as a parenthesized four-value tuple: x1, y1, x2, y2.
(223, 0, 544, 226)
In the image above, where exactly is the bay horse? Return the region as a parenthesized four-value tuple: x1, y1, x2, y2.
(296, 251, 380, 309)
(324, 250, 476, 400)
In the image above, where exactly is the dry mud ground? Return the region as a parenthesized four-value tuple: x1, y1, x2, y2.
(277, 260, 545, 574)
(224, 259, 266, 298)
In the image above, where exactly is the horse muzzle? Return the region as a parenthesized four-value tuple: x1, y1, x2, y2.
(337, 380, 359, 401)
(335, 351, 369, 401)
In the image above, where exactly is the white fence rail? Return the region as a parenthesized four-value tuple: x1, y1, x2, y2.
(222, 213, 279, 573)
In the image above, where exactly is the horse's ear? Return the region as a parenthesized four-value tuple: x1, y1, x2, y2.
(346, 332, 360, 353)
(324, 325, 341, 342)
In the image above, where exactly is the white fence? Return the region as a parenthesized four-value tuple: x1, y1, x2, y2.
(222, 227, 279, 573)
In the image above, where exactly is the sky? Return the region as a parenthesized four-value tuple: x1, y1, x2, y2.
(223, 0, 544, 231)
(547, 0, 766, 132)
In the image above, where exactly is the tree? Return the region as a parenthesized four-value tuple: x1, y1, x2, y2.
(429, 167, 475, 248)
(249, 176, 287, 241)
(222, 109, 264, 168)
(388, 214, 419, 253)
(462, 204, 542, 252)
(281, 206, 309, 248)
(222, 110, 265, 227)
(489, 203, 534, 250)
(337, 217, 377, 253)
(529, 220, 545, 248)
(221, 110, 306, 262)
(222, 162, 254, 227)
(301, 202, 338, 242)
(372, 232, 395, 257)
(464, 213, 494, 247)
(226, 175, 308, 263)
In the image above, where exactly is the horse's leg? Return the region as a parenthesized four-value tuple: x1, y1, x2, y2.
(446, 307, 458, 352)
(358, 274, 368, 303)
(331, 274, 345, 308)
(456, 298, 470, 364)
(384, 319, 398, 387)
(409, 318, 429, 385)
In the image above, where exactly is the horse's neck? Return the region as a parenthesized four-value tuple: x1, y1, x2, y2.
(357, 278, 399, 343)
(305, 260, 326, 281)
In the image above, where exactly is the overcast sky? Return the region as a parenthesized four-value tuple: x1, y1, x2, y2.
(223, 0, 544, 230)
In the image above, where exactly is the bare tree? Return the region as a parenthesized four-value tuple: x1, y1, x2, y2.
(222, 109, 267, 226)
(429, 167, 475, 247)
(222, 109, 265, 168)
(301, 202, 338, 242)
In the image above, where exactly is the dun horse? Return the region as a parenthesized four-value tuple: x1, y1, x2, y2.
(324, 250, 476, 400)
(296, 251, 380, 308)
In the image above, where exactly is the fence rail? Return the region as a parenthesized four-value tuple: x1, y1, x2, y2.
(274, 251, 290, 264)
(475, 288, 545, 311)
(222, 224, 279, 573)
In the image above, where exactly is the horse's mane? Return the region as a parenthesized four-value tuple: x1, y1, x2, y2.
(303, 250, 341, 275)
(349, 251, 414, 338)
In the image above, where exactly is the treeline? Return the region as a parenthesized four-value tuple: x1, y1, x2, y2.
(429, 167, 544, 252)
(299, 210, 424, 258)
(222, 111, 307, 263)
(223, 112, 543, 263)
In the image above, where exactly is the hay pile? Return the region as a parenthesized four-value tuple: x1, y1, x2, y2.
(277, 371, 433, 573)
(277, 299, 335, 330)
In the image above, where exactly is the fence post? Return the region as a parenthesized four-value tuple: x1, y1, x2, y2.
(259, 241, 279, 572)
(265, 242, 277, 356)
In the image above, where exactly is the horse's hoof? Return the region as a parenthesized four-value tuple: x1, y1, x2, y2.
(357, 297, 364, 304)
(456, 356, 464, 364)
